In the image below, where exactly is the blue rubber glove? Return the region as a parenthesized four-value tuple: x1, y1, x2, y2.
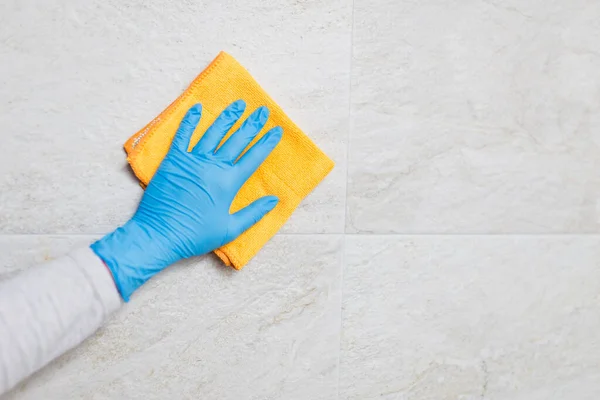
(92, 101, 282, 301)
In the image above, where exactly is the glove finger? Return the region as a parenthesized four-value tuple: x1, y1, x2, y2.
(235, 126, 283, 184)
(229, 195, 278, 239)
(170, 104, 202, 152)
(216, 106, 269, 162)
(193, 100, 246, 154)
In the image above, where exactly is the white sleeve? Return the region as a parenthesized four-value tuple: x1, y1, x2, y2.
(0, 247, 122, 395)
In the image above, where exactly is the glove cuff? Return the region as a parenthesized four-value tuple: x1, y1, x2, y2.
(90, 220, 170, 301)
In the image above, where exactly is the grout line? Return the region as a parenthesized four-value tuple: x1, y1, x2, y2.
(0, 233, 102, 237)
(337, 234, 346, 400)
(3, 232, 600, 238)
(338, 232, 600, 236)
(338, 0, 356, 397)
(343, 17, 354, 236)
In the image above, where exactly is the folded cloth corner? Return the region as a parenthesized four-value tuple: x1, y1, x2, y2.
(124, 51, 334, 269)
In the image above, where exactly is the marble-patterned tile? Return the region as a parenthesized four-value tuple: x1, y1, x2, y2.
(1, 234, 342, 400)
(0, 235, 92, 280)
(340, 235, 600, 400)
(0, 0, 351, 234)
(348, 0, 600, 233)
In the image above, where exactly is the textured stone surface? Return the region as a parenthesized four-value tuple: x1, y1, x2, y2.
(3, 0, 600, 399)
(1, 235, 342, 400)
(341, 236, 600, 400)
(0, 0, 351, 234)
(347, 0, 600, 233)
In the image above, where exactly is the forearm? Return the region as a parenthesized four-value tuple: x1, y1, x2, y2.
(0, 102, 279, 395)
(0, 247, 121, 395)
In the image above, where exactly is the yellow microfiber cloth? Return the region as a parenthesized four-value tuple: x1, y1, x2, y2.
(124, 51, 334, 269)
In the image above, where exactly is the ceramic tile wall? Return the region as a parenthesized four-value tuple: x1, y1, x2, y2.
(2, 0, 600, 399)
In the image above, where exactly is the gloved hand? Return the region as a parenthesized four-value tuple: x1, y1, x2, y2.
(92, 100, 282, 301)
